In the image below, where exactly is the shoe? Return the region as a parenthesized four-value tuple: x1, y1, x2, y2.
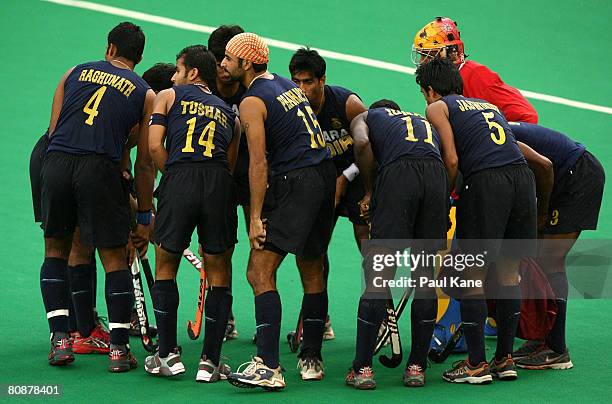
(345, 366, 376, 390)
(224, 317, 238, 341)
(108, 344, 137, 373)
(72, 331, 110, 354)
(91, 322, 110, 344)
(48, 332, 74, 366)
(442, 360, 492, 384)
(513, 340, 545, 360)
(129, 308, 141, 336)
(227, 356, 285, 390)
(489, 355, 518, 380)
(403, 364, 425, 387)
(297, 354, 324, 380)
(145, 347, 185, 377)
(515, 347, 573, 370)
(196, 356, 231, 382)
(323, 315, 335, 341)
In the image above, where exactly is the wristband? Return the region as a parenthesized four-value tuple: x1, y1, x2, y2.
(342, 163, 360, 182)
(149, 113, 167, 127)
(136, 210, 153, 225)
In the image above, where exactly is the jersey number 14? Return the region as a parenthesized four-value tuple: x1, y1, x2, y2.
(181, 117, 216, 157)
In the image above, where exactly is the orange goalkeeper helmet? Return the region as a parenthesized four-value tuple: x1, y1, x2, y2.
(411, 17, 465, 66)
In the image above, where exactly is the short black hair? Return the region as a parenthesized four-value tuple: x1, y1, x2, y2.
(142, 63, 175, 93)
(176, 45, 217, 87)
(252, 62, 267, 73)
(289, 47, 326, 78)
(415, 57, 463, 96)
(208, 25, 245, 62)
(107, 22, 145, 64)
(370, 99, 401, 110)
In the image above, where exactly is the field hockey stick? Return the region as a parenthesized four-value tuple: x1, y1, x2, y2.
(130, 256, 158, 352)
(286, 311, 304, 353)
(428, 323, 464, 363)
(373, 286, 412, 355)
(183, 249, 206, 340)
(377, 287, 413, 368)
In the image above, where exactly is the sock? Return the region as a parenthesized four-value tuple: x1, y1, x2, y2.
(460, 296, 487, 365)
(151, 280, 179, 358)
(352, 296, 387, 371)
(105, 270, 134, 346)
(69, 264, 95, 336)
(495, 285, 521, 360)
(546, 272, 568, 353)
(40, 257, 70, 333)
(89, 255, 97, 315)
(67, 278, 77, 333)
(202, 287, 232, 365)
(408, 291, 437, 369)
(299, 291, 328, 358)
(255, 291, 282, 369)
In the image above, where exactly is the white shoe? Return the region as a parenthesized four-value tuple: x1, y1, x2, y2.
(298, 355, 324, 380)
(196, 357, 231, 382)
(144, 348, 185, 377)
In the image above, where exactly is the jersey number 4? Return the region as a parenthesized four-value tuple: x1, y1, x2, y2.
(182, 117, 216, 157)
(83, 86, 107, 125)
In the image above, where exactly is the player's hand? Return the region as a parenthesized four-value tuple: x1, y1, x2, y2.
(358, 194, 371, 223)
(249, 217, 267, 250)
(334, 175, 349, 208)
(132, 223, 152, 254)
(126, 236, 137, 266)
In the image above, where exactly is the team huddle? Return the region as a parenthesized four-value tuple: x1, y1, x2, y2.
(31, 17, 605, 391)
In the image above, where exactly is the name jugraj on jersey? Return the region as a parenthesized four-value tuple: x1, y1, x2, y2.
(78, 68, 137, 97)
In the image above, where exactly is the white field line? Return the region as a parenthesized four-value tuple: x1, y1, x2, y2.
(43, 0, 612, 115)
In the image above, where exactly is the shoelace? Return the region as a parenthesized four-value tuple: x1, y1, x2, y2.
(359, 366, 373, 377)
(407, 364, 423, 374)
(236, 358, 263, 375)
(449, 360, 468, 376)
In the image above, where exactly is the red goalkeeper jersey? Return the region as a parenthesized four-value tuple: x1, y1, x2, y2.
(459, 60, 538, 123)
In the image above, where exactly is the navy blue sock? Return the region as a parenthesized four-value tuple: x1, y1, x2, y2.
(460, 296, 487, 365)
(495, 285, 521, 360)
(105, 270, 134, 345)
(151, 280, 179, 358)
(203, 287, 232, 365)
(69, 264, 95, 336)
(255, 291, 282, 369)
(89, 255, 97, 312)
(546, 272, 568, 353)
(353, 296, 387, 371)
(299, 291, 328, 358)
(408, 292, 437, 369)
(40, 258, 70, 333)
(67, 277, 77, 333)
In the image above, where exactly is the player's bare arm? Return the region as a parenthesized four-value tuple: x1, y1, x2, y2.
(132, 88, 156, 251)
(148, 88, 175, 173)
(426, 100, 458, 189)
(241, 96, 268, 249)
(48, 68, 74, 135)
(227, 117, 242, 174)
(517, 141, 554, 229)
(350, 111, 374, 221)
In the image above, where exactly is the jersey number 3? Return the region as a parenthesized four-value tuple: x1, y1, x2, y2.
(182, 117, 216, 157)
(83, 86, 107, 125)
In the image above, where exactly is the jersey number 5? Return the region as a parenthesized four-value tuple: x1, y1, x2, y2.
(482, 112, 506, 145)
(297, 106, 326, 149)
(83, 86, 107, 125)
(182, 117, 216, 157)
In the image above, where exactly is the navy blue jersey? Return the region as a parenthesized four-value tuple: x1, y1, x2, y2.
(442, 94, 525, 178)
(213, 84, 247, 154)
(165, 84, 236, 167)
(48, 60, 150, 162)
(366, 108, 442, 169)
(509, 122, 585, 183)
(317, 85, 357, 173)
(244, 74, 329, 176)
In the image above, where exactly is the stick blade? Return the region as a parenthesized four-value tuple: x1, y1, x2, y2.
(187, 321, 199, 340)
